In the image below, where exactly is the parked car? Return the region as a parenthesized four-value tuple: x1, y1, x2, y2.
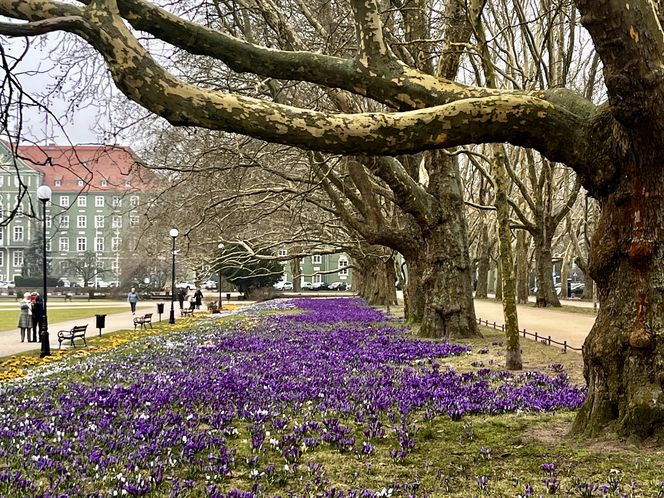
(273, 281, 293, 290)
(569, 282, 585, 297)
(311, 282, 329, 290)
(328, 281, 347, 291)
(301, 282, 313, 290)
(177, 282, 197, 290)
(202, 280, 218, 290)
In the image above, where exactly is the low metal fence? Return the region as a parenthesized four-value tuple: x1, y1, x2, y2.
(476, 317, 582, 353)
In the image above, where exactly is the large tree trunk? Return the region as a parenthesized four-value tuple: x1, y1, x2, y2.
(290, 258, 302, 292)
(533, 234, 561, 307)
(353, 251, 397, 306)
(495, 261, 502, 301)
(403, 257, 425, 323)
(515, 230, 529, 304)
(572, 168, 664, 439)
(475, 223, 490, 298)
(417, 152, 479, 339)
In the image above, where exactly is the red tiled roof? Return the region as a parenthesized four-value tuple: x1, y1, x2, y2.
(17, 144, 159, 193)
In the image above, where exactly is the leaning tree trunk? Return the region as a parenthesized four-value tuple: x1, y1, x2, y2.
(403, 257, 425, 323)
(353, 251, 397, 306)
(475, 223, 490, 298)
(495, 261, 502, 300)
(572, 167, 664, 439)
(533, 234, 561, 307)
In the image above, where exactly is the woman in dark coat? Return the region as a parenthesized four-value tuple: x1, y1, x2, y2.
(194, 289, 203, 310)
(30, 292, 44, 343)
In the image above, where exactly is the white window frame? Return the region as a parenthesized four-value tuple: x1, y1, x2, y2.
(59, 237, 69, 252)
(13, 226, 23, 242)
(112, 196, 121, 207)
(101, 179, 108, 187)
(278, 249, 288, 257)
(130, 195, 139, 207)
(96, 237, 104, 252)
(112, 237, 121, 252)
(312, 255, 322, 264)
(46, 215, 52, 228)
(77, 215, 87, 228)
(77, 196, 87, 207)
(130, 215, 139, 226)
(77, 237, 87, 252)
(0, 251, 3, 266)
(95, 196, 104, 207)
(95, 216, 104, 228)
(60, 215, 69, 228)
(54, 179, 62, 187)
(313, 274, 322, 283)
(59, 195, 69, 207)
(338, 258, 349, 276)
(112, 216, 122, 229)
(12, 249, 23, 267)
(46, 240, 52, 252)
(77, 179, 84, 187)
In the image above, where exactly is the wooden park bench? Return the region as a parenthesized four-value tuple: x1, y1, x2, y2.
(57, 324, 88, 349)
(180, 309, 194, 318)
(133, 313, 153, 330)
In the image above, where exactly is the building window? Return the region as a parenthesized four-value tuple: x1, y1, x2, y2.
(60, 195, 69, 207)
(0, 229, 3, 243)
(101, 179, 108, 187)
(112, 237, 121, 252)
(60, 215, 69, 228)
(111, 260, 119, 273)
(130, 215, 139, 226)
(77, 196, 87, 207)
(0, 251, 3, 266)
(46, 240, 52, 252)
(54, 179, 62, 187)
(312, 255, 322, 264)
(338, 258, 349, 276)
(77, 237, 87, 252)
(112, 196, 121, 207)
(12, 250, 23, 267)
(13, 226, 23, 242)
(0, 176, 3, 187)
(77, 179, 84, 187)
(124, 178, 131, 186)
(112, 216, 122, 228)
(313, 274, 322, 283)
(95, 196, 104, 207)
(130, 195, 139, 207)
(77, 215, 87, 228)
(95, 216, 104, 228)
(59, 237, 69, 252)
(278, 248, 288, 257)
(46, 215, 52, 228)
(96, 237, 104, 252)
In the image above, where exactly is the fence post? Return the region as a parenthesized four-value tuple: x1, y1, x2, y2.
(493, 321, 496, 329)
(501, 324, 505, 332)
(563, 341, 567, 353)
(548, 335, 551, 345)
(535, 332, 538, 342)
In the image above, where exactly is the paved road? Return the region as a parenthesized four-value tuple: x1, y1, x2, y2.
(473, 298, 597, 351)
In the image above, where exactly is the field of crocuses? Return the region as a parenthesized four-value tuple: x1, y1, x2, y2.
(1, 297, 662, 497)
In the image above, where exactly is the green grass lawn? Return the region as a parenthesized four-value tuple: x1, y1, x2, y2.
(0, 306, 128, 332)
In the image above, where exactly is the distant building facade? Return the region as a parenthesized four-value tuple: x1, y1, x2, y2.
(277, 248, 352, 287)
(0, 143, 157, 284)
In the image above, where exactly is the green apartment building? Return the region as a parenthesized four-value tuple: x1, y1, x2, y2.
(0, 143, 156, 285)
(278, 248, 353, 287)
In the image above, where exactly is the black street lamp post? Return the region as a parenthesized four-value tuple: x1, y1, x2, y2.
(37, 185, 52, 358)
(217, 242, 224, 309)
(169, 228, 178, 324)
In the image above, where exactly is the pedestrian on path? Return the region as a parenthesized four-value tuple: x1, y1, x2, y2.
(178, 287, 185, 310)
(30, 292, 44, 343)
(127, 287, 139, 315)
(194, 289, 203, 310)
(18, 292, 32, 343)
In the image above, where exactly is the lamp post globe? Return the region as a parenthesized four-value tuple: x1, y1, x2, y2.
(169, 228, 179, 324)
(217, 243, 225, 309)
(37, 185, 52, 357)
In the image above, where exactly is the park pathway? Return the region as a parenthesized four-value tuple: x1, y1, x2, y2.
(473, 298, 597, 351)
(0, 301, 165, 357)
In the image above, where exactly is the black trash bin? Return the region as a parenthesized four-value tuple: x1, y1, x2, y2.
(226, 293, 231, 302)
(157, 303, 165, 321)
(95, 314, 107, 337)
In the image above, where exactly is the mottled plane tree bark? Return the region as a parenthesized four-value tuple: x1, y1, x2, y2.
(4, 0, 664, 436)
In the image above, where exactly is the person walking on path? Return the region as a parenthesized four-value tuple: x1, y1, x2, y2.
(194, 288, 203, 310)
(18, 292, 32, 343)
(30, 292, 44, 343)
(127, 287, 139, 315)
(178, 287, 185, 310)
